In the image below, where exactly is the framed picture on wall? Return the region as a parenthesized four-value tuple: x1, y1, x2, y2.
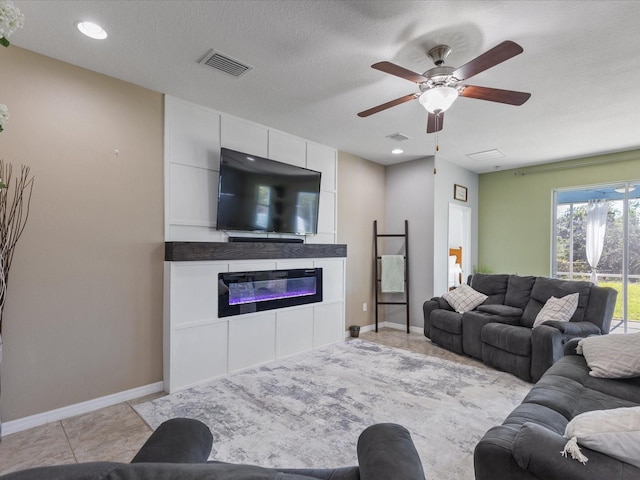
(454, 184, 468, 202)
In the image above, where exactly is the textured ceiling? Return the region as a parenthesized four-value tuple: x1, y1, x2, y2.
(9, 0, 640, 173)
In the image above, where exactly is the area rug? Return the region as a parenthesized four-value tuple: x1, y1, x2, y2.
(134, 340, 530, 480)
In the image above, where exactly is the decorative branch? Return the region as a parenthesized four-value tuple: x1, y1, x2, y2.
(0, 159, 34, 334)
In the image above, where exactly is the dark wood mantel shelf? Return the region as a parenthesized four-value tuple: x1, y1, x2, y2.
(165, 242, 347, 262)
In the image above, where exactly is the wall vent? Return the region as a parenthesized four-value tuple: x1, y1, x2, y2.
(199, 50, 253, 77)
(386, 132, 411, 142)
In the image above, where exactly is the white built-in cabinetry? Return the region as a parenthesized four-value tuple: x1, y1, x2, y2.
(164, 257, 345, 393)
(163, 95, 345, 393)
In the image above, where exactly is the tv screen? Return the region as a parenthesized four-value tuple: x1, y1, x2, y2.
(217, 148, 322, 235)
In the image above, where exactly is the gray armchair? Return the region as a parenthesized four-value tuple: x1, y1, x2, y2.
(1, 418, 426, 480)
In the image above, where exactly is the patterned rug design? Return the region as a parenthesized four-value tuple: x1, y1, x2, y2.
(134, 339, 530, 479)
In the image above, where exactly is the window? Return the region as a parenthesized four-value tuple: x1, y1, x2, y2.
(552, 182, 640, 333)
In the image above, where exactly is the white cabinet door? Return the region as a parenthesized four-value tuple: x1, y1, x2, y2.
(169, 322, 228, 392)
(313, 302, 344, 347)
(315, 259, 344, 303)
(276, 307, 314, 358)
(171, 263, 228, 325)
(228, 312, 277, 372)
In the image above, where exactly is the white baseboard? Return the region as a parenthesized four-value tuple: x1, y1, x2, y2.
(2, 381, 164, 436)
(344, 321, 424, 339)
(381, 321, 425, 335)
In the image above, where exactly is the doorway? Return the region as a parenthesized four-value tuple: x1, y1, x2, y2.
(448, 203, 472, 288)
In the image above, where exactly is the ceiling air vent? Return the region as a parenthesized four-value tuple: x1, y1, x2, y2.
(386, 132, 411, 142)
(199, 50, 253, 77)
(466, 149, 505, 161)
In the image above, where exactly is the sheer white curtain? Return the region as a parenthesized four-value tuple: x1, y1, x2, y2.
(586, 199, 608, 284)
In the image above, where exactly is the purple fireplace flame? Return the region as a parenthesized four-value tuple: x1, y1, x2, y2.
(219, 268, 323, 317)
(229, 277, 317, 305)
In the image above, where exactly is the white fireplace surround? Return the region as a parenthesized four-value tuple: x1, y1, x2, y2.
(164, 256, 345, 393)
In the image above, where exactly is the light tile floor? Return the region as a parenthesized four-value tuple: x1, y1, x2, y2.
(2, 324, 633, 474)
(0, 392, 165, 475)
(0, 327, 481, 475)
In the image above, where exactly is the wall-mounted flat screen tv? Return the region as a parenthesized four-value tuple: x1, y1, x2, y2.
(216, 148, 322, 235)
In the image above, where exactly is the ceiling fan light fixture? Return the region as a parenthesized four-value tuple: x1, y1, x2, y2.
(419, 86, 458, 114)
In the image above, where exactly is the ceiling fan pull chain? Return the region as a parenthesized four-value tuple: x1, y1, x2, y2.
(434, 131, 439, 175)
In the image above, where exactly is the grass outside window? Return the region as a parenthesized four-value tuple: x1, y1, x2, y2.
(599, 281, 640, 322)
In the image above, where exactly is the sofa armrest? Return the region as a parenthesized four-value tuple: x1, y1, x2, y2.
(563, 337, 582, 356)
(131, 418, 213, 464)
(429, 296, 453, 310)
(513, 422, 640, 480)
(542, 321, 601, 336)
(357, 423, 425, 480)
(423, 297, 453, 339)
(530, 323, 601, 382)
(583, 285, 617, 333)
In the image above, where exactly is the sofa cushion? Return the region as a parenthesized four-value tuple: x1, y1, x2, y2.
(521, 277, 591, 328)
(578, 333, 640, 379)
(505, 275, 536, 310)
(470, 273, 509, 304)
(583, 376, 640, 405)
(430, 309, 463, 334)
(532, 293, 579, 328)
(562, 406, 640, 468)
(503, 402, 569, 435)
(481, 323, 532, 356)
(476, 304, 523, 317)
(442, 284, 487, 314)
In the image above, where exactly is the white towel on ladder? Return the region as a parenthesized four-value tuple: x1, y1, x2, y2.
(381, 255, 405, 293)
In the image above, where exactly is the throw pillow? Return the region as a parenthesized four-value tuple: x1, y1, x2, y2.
(561, 406, 640, 468)
(442, 284, 488, 314)
(532, 293, 579, 328)
(577, 332, 640, 378)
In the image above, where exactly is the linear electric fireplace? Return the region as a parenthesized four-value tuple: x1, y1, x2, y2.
(218, 268, 323, 317)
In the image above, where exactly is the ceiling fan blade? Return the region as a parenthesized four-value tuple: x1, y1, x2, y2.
(357, 93, 418, 117)
(460, 85, 531, 106)
(372, 61, 428, 83)
(452, 41, 524, 81)
(426, 112, 444, 133)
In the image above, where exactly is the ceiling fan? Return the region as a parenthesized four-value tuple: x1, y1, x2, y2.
(358, 40, 531, 133)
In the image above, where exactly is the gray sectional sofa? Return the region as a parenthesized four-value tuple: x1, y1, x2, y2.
(474, 338, 640, 479)
(423, 274, 617, 381)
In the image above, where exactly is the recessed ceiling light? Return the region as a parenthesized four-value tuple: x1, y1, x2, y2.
(76, 21, 107, 40)
(391, 149, 403, 155)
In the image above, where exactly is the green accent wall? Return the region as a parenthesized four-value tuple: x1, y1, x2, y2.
(479, 149, 640, 276)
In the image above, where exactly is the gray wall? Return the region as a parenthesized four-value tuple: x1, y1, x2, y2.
(382, 157, 479, 330)
(384, 158, 435, 329)
(433, 159, 479, 294)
